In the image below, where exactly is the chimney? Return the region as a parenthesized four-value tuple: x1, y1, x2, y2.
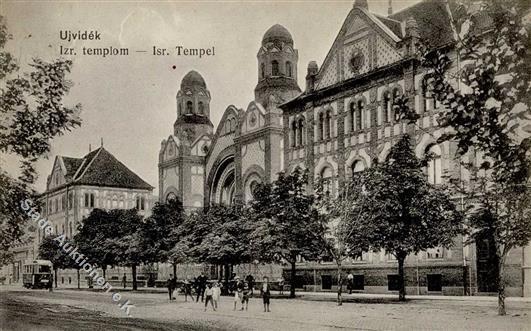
(305, 61, 319, 92)
(89, 144, 92, 152)
(404, 16, 420, 56)
(388, 0, 393, 15)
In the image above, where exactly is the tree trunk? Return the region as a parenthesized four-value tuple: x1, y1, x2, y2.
(497, 254, 507, 316)
(77, 269, 80, 289)
(54, 268, 58, 288)
(132, 264, 138, 291)
(290, 260, 296, 298)
(398, 255, 406, 301)
(337, 261, 343, 306)
(172, 262, 177, 278)
(224, 263, 230, 295)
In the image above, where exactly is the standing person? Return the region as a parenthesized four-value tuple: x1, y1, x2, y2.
(245, 274, 255, 296)
(183, 276, 192, 302)
(241, 280, 250, 311)
(204, 283, 216, 312)
(347, 272, 354, 294)
(48, 273, 53, 292)
(212, 281, 221, 310)
(122, 273, 127, 289)
(261, 276, 271, 312)
(278, 276, 284, 295)
(196, 272, 207, 303)
(166, 274, 175, 301)
(233, 276, 242, 311)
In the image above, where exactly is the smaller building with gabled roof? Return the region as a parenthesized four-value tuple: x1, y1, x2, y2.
(36, 145, 153, 246)
(4, 146, 153, 286)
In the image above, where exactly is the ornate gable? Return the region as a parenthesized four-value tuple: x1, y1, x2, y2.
(47, 157, 67, 190)
(240, 101, 266, 135)
(215, 105, 239, 138)
(315, 7, 402, 90)
(161, 136, 179, 162)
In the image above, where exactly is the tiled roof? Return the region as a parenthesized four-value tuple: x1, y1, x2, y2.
(74, 148, 99, 179)
(375, 15, 402, 38)
(387, 0, 457, 48)
(61, 156, 83, 179)
(73, 147, 153, 190)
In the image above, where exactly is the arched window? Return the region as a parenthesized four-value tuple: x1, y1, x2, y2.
(393, 88, 400, 121)
(422, 78, 432, 112)
(356, 100, 363, 130)
(166, 192, 177, 202)
(261, 63, 265, 78)
(198, 102, 204, 115)
(351, 160, 365, 175)
(326, 110, 332, 139)
(136, 196, 145, 210)
(349, 103, 355, 133)
(250, 181, 259, 198)
(186, 101, 193, 114)
(319, 113, 325, 141)
(271, 60, 279, 76)
(426, 144, 442, 185)
(291, 120, 297, 147)
(321, 167, 334, 195)
(383, 92, 391, 123)
(286, 61, 292, 77)
(298, 118, 304, 146)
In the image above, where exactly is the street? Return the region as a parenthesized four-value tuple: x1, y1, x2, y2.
(1, 286, 530, 330)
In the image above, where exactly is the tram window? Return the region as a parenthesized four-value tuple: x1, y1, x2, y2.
(39, 265, 51, 273)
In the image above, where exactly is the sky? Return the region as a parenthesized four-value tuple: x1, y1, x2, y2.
(1, 0, 420, 194)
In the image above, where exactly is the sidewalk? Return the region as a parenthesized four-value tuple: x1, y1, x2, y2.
(4, 284, 529, 303)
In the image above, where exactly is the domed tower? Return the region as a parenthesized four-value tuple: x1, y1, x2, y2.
(174, 70, 214, 143)
(255, 24, 301, 108)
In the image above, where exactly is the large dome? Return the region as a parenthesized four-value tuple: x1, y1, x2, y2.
(181, 70, 207, 89)
(262, 24, 293, 45)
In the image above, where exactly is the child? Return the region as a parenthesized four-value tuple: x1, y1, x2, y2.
(183, 276, 192, 302)
(212, 281, 221, 309)
(204, 283, 215, 311)
(261, 276, 271, 312)
(241, 281, 250, 311)
(233, 276, 242, 311)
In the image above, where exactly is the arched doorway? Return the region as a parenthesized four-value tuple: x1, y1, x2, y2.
(210, 156, 236, 206)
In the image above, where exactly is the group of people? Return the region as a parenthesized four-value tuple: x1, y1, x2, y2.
(231, 275, 271, 312)
(165, 272, 273, 313)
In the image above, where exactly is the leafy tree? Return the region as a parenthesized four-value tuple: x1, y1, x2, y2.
(109, 209, 144, 290)
(249, 167, 326, 298)
(139, 198, 186, 276)
(396, 0, 530, 314)
(195, 204, 253, 284)
(38, 235, 71, 288)
(74, 209, 120, 278)
(343, 135, 463, 301)
(314, 181, 370, 305)
(0, 16, 81, 253)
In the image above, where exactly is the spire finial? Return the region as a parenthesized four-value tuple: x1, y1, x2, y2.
(101, 137, 104, 147)
(353, 0, 368, 10)
(89, 144, 92, 152)
(388, 0, 393, 15)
